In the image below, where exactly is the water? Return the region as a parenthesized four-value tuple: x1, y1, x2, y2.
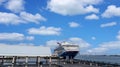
(75, 55, 120, 65)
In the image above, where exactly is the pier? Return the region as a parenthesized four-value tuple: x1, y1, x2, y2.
(0, 56, 120, 67)
(0, 56, 53, 67)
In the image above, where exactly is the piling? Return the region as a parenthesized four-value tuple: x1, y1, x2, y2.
(12, 56, 15, 67)
(25, 56, 28, 66)
(49, 56, 52, 67)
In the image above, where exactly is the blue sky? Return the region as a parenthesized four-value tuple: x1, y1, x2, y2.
(0, 0, 120, 55)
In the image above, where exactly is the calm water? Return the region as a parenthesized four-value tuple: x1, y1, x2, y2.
(75, 55, 120, 65)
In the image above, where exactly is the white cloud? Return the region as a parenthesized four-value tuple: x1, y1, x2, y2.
(91, 37, 96, 40)
(69, 37, 90, 49)
(69, 22, 79, 28)
(0, 43, 34, 47)
(100, 41, 120, 49)
(28, 26, 62, 35)
(100, 22, 117, 28)
(0, 12, 24, 25)
(0, 33, 34, 41)
(87, 47, 108, 54)
(47, 0, 101, 16)
(81, 0, 103, 5)
(102, 5, 120, 18)
(0, 12, 46, 25)
(20, 12, 46, 24)
(5, 0, 24, 13)
(85, 14, 99, 20)
(0, 33, 24, 41)
(116, 31, 120, 40)
(86, 41, 120, 55)
(26, 36, 34, 41)
(46, 40, 58, 49)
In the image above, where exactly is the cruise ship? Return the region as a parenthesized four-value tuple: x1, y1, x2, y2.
(54, 42, 79, 59)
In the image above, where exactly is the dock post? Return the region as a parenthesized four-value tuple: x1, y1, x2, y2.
(12, 56, 15, 67)
(64, 58, 66, 64)
(71, 56, 73, 64)
(37, 56, 41, 67)
(14, 56, 16, 64)
(36, 56, 38, 64)
(79, 61, 80, 64)
(46, 57, 48, 64)
(84, 61, 86, 64)
(49, 56, 51, 67)
(1, 56, 4, 65)
(96, 63, 98, 66)
(57, 57, 59, 65)
(25, 56, 28, 67)
(57, 57, 60, 65)
(90, 62, 92, 66)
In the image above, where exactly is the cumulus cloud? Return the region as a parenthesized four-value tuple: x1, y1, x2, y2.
(28, 26, 62, 35)
(69, 37, 90, 49)
(76, 0, 103, 5)
(0, 12, 24, 25)
(116, 31, 120, 40)
(0, 33, 34, 41)
(2, 43, 34, 46)
(100, 22, 117, 28)
(46, 40, 58, 49)
(87, 47, 107, 54)
(20, 12, 46, 24)
(102, 5, 120, 18)
(47, 0, 101, 16)
(5, 0, 24, 13)
(0, 43, 34, 47)
(0, 12, 46, 25)
(87, 41, 120, 54)
(26, 36, 34, 41)
(85, 14, 99, 20)
(69, 22, 79, 28)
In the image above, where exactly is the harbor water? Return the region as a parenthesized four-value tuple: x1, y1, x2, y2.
(75, 55, 120, 65)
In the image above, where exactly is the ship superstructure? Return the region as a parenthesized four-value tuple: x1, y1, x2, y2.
(54, 42, 79, 59)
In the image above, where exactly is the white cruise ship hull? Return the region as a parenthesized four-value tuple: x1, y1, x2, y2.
(54, 42, 79, 59)
(59, 51, 79, 59)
